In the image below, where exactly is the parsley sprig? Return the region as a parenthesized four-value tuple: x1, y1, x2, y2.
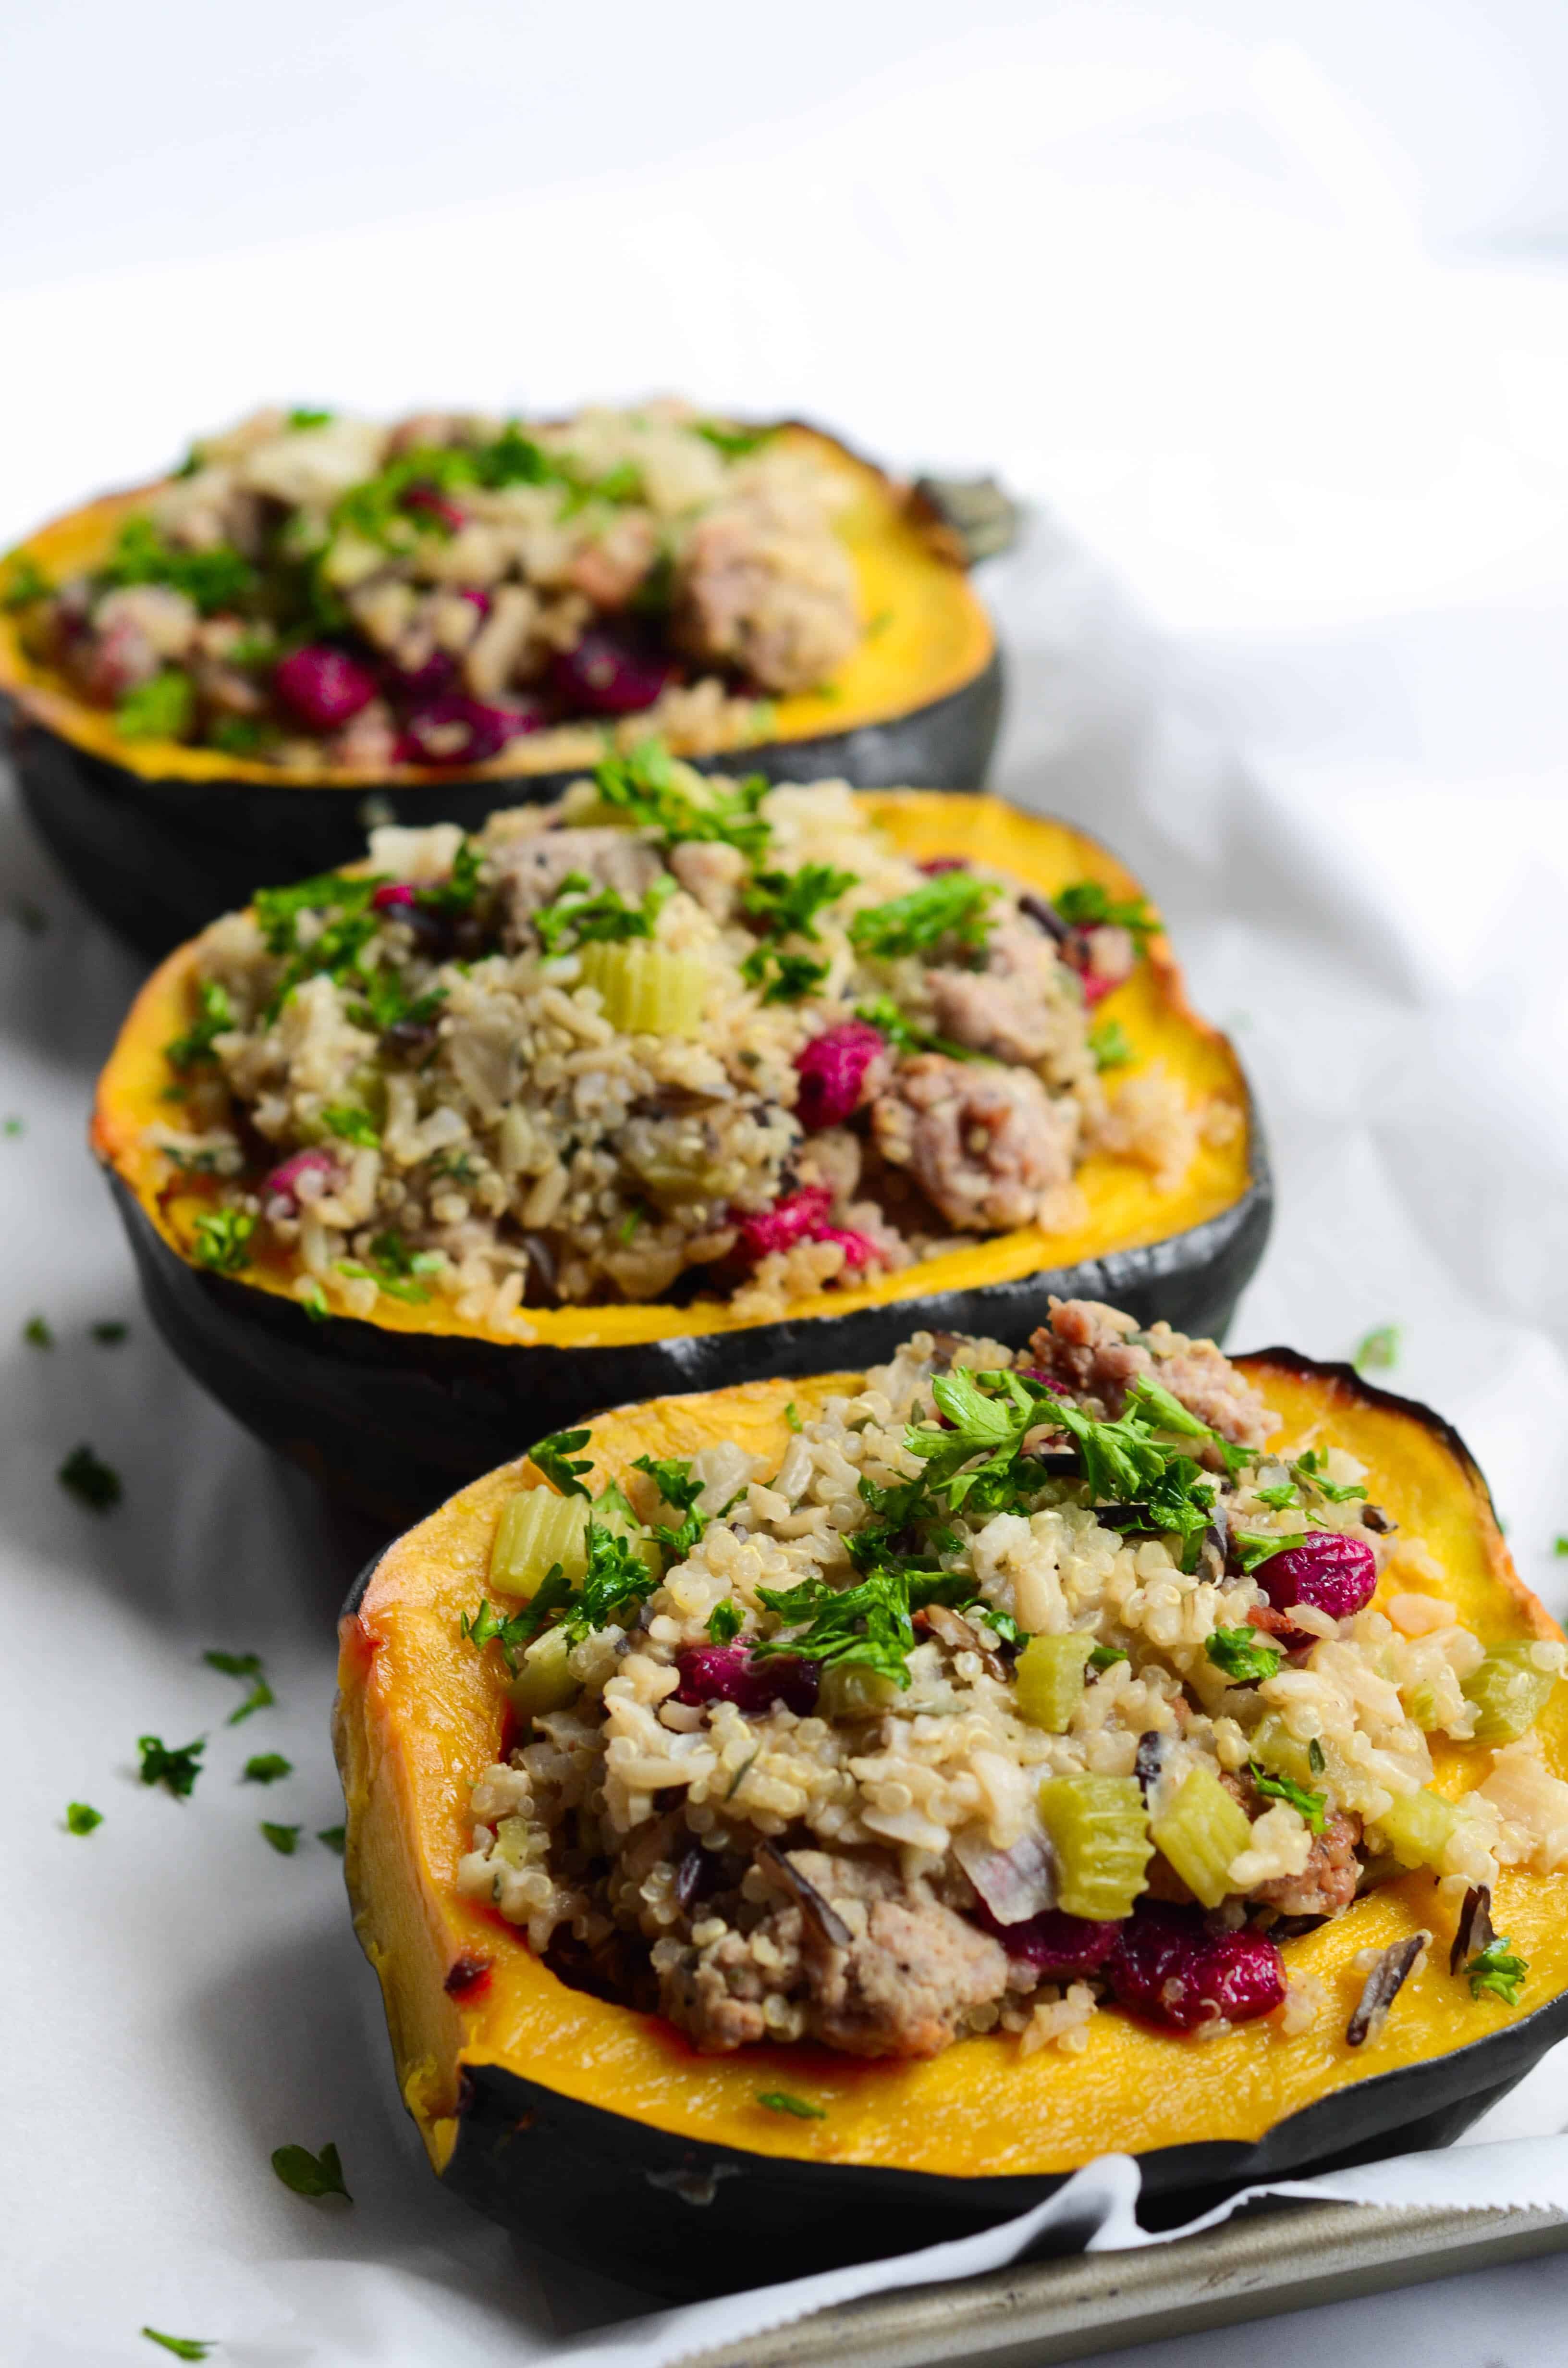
(594, 740, 772, 862)
(1205, 1627, 1283, 1683)
(1466, 1937, 1529, 2004)
(1054, 879, 1157, 951)
(1250, 1760, 1327, 1832)
(849, 872, 998, 961)
(165, 979, 234, 1072)
(535, 868, 674, 956)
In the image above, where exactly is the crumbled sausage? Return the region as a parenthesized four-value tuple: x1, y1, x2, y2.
(871, 1055, 1076, 1231)
(1026, 1296, 1278, 1449)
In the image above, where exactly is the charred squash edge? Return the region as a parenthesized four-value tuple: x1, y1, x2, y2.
(330, 1351, 1568, 2293)
(90, 792, 1270, 1521)
(1, 423, 1001, 955)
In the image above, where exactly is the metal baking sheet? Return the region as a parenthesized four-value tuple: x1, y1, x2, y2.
(683, 2197, 1568, 2368)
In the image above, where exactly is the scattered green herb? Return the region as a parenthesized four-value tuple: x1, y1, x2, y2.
(1466, 1937, 1528, 2005)
(287, 406, 335, 430)
(297, 1278, 330, 1322)
(1353, 1326, 1400, 1373)
(848, 871, 998, 961)
(1291, 1448, 1367, 1504)
(1554, 1538, 1568, 1557)
(697, 421, 775, 459)
(1308, 1737, 1326, 1774)
(756, 2091, 827, 2119)
(1232, 1529, 1309, 1574)
(59, 1443, 122, 1510)
(203, 1649, 275, 1723)
(23, 1314, 52, 1348)
(260, 1822, 301, 1855)
(318, 1825, 346, 1853)
(535, 867, 674, 955)
(740, 944, 829, 1003)
(141, 2332, 212, 2361)
(593, 739, 772, 862)
(852, 995, 977, 1062)
(1087, 1644, 1129, 1672)
(65, 1801, 103, 1835)
(528, 1427, 593, 1498)
(192, 1207, 256, 1275)
(1053, 880, 1158, 951)
(753, 1568, 916, 1690)
(785, 1402, 803, 1432)
(1204, 1628, 1283, 1684)
(117, 669, 196, 742)
(3, 1115, 24, 1136)
(138, 1734, 206, 1798)
(742, 863, 858, 943)
(1088, 1016, 1134, 1070)
(166, 979, 235, 1071)
(1250, 1761, 1327, 1833)
(0, 550, 52, 610)
(91, 1320, 130, 1345)
(243, 1754, 293, 1784)
(633, 1455, 710, 1559)
(319, 1103, 380, 1148)
(707, 1600, 743, 1644)
(270, 2139, 352, 2201)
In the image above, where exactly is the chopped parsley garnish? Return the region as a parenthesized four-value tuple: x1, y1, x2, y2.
(1353, 1325, 1400, 1373)
(1308, 1737, 1326, 1774)
(1466, 1937, 1528, 2004)
(117, 669, 196, 743)
(615, 1206, 643, 1245)
(535, 868, 674, 955)
(287, 406, 335, 430)
(742, 863, 858, 942)
(634, 1455, 710, 1558)
(91, 1320, 130, 1345)
(337, 1230, 443, 1303)
(698, 421, 775, 459)
(1088, 1644, 1128, 1672)
(1256, 1483, 1300, 1511)
(203, 1649, 275, 1723)
(785, 1402, 803, 1432)
(99, 516, 257, 614)
(593, 739, 772, 862)
(65, 1801, 103, 1835)
(1249, 1761, 1327, 1832)
(1204, 1628, 1283, 1683)
(297, 1278, 330, 1322)
(848, 872, 998, 961)
(138, 1734, 206, 1797)
(3, 1115, 24, 1136)
(318, 1824, 346, 1853)
(740, 944, 829, 1003)
(753, 1568, 916, 1689)
(260, 1822, 302, 1854)
(0, 550, 52, 610)
(243, 1753, 293, 1784)
(707, 1600, 743, 1644)
(418, 836, 485, 913)
(271, 2139, 352, 2201)
(192, 1207, 256, 1274)
(1292, 1448, 1367, 1504)
(208, 716, 270, 758)
(59, 1443, 122, 1510)
(319, 1103, 380, 1147)
(1089, 1016, 1134, 1070)
(166, 980, 235, 1071)
(463, 1522, 660, 1670)
(1232, 1530, 1309, 1574)
(141, 2331, 212, 2361)
(23, 1314, 52, 1348)
(1554, 1537, 1568, 1557)
(527, 1427, 593, 1498)
(1053, 880, 1157, 951)
(756, 2090, 827, 2119)
(853, 995, 978, 1062)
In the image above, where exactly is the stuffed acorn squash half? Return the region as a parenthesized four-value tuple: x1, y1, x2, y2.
(0, 403, 1000, 954)
(92, 755, 1268, 1522)
(335, 1303, 1568, 2294)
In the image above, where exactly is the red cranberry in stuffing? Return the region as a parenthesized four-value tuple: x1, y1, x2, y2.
(919, 856, 969, 875)
(262, 1147, 338, 1212)
(794, 1020, 885, 1131)
(733, 1185, 834, 1263)
(391, 648, 458, 702)
(1256, 1532, 1377, 1627)
(371, 883, 417, 912)
(974, 1905, 1119, 1978)
(818, 1225, 876, 1270)
(1105, 1902, 1285, 2030)
(675, 1645, 819, 1716)
(398, 693, 540, 766)
(550, 627, 674, 716)
(403, 482, 467, 532)
(274, 644, 379, 731)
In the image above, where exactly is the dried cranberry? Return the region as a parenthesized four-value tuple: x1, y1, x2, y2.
(794, 1021, 885, 1131)
(1016, 1369, 1067, 1395)
(818, 1225, 876, 1270)
(675, 1645, 819, 1716)
(1076, 962, 1117, 1009)
(262, 1147, 338, 1211)
(371, 883, 417, 912)
(403, 481, 467, 532)
(974, 1905, 1119, 1978)
(733, 1185, 834, 1264)
(274, 644, 379, 732)
(551, 626, 674, 716)
(919, 856, 969, 875)
(390, 648, 458, 702)
(1105, 1902, 1285, 2030)
(1256, 1532, 1377, 1627)
(398, 692, 539, 766)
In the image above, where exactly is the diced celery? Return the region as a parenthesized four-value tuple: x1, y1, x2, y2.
(579, 942, 706, 1036)
(1037, 1773, 1152, 1919)
(1463, 1643, 1558, 1743)
(1015, 1633, 1096, 1733)
(507, 1626, 579, 1721)
(1150, 1764, 1253, 1910)
(490, 1489, 588, 1595)
(1250, 1714, 1351, 1797)
(1403, 1681, 1443, 1732)
(817, 1665, 902, 1721)
(1372, 1788, 1458, 1870)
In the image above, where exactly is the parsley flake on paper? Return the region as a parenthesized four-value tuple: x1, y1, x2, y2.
(270, 2140, 353, 2201)
(138, 1735, 206, 1798)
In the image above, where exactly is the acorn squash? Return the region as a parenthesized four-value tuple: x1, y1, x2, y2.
(91, 791, 1270, 1523)
(332, 1351, 1568, 2294)
(1, 424, 1000, 955)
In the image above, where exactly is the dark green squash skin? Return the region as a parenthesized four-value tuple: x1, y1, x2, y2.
(106, 1106, 1269, 1526)
(7, 654, 1002, 959)
(337, 1357, 1566, 2297)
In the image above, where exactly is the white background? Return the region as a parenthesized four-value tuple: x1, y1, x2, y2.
(4, 5, 1568, 2363)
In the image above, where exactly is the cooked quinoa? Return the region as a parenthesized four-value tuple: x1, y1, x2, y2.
(153, 746, 1226, 1327)
(455, 1298, 1568, 2060)
(13, 402, 865, 769)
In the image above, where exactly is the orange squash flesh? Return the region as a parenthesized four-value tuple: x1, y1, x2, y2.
(334, 1355, 1568, 2201)
(93, 792, 1257, 1355)
(0, 426, 993, 789)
